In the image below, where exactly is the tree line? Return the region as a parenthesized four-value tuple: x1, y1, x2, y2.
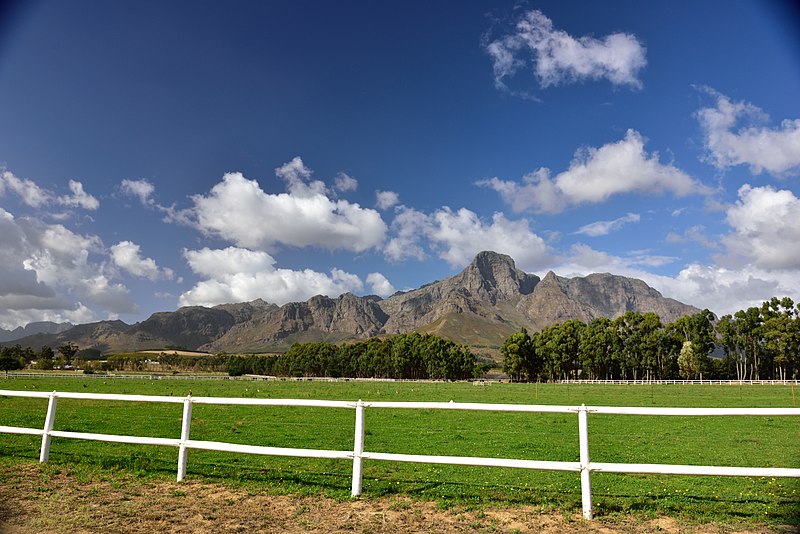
(227, 333, 479, 380)
(501, 297, 799, 382)
(2, 333, 479, 381)
(0, 342, 79, 373)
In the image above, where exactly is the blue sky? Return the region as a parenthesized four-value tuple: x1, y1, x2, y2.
(1, 0, 799, 329)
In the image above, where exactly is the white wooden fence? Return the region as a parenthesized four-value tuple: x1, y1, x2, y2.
(1, 389, 799, 520)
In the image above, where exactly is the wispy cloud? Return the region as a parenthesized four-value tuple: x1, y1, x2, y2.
(575, 213, 640, 236)
(1, 168, 98, 211)
(486, 9, 646, 97)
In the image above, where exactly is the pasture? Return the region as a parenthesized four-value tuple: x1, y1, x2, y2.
(1, 377, 798, 527)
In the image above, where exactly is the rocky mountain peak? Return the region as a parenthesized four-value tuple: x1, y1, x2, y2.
(456, 250, 539, 302)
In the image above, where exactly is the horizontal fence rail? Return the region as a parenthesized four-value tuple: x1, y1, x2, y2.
(1, 389, 799, 520)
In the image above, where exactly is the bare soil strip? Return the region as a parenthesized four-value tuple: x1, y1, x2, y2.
(0, 463, 790, 533)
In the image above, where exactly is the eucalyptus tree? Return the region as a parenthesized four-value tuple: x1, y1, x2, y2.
(759, 297, 798, 380)
(579, 317, 619, 379)
(539, 320, 584, 380)
(614, 311, 652, 380)
(716, 314, 746, 380)
(734, 307, 764, 380)
(501, 327, 542, 382)
(666, 309, 716, 379)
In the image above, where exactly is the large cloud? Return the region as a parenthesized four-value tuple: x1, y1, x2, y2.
(722, 185, 800, 270)
(190, 163, 386, 252)
(696, 89, 800, 176)
(385, 205, 552, 271)
(0, 207, 135, 328)
(486, 9, 646, 95)
(479, 130, 708, 213)
(179, 247, 365, 307)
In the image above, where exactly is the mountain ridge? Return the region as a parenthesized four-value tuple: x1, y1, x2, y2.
(1, 251, 701, 354)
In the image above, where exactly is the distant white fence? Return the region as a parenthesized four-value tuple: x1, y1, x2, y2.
(5, 373, 800, 385)
(1, 389, 798, 520)
(561, 379, 800, 385)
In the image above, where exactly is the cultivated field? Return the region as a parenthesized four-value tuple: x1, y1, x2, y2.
(1, 378, 798, 532)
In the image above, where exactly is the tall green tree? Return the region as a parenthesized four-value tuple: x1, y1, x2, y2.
(760, 297, 799, 380)
(501, 328, 538, 382)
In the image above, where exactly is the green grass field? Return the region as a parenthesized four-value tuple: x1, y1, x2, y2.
(1, 377, 798, 525)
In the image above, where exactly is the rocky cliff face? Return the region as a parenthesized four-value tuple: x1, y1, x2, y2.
(134, 306, 239, 349)
(201, 293, 389, 353)
(517, 271, 697, 330)
(3, 251, 702, 354)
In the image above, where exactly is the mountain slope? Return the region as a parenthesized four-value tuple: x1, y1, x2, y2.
(0, 321, 73, 343)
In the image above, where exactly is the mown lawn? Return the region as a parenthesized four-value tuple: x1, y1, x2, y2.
(1, 377, 798, 525)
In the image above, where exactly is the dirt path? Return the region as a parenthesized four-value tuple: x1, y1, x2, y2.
(0, 463, 789, 533)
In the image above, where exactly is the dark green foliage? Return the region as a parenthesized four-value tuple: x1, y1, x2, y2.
(0, 345, 26, 374)
(227, 334, 476, 380)
(502, 298, 800, 382)
(75, 347, 103, 360)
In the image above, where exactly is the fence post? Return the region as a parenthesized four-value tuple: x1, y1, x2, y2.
(578, 404, 593, 520)
(177, 395, 193, 482)
(351, 399, 366, 496)
(39, 391, 58, 463)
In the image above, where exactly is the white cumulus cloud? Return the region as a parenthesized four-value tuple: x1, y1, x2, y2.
(366, 272, 396, 297)
(486, 9, 646, 95)
(190, 167, 387, 252)
(59, 180, 99, 210)
(385, 205, 552, 271)
(0, 207, 138, 328)
(430, 208, 551, 270)
(376, 190, 400, 210)
(121, 178, 156, 206)
(696, 89, 800, 176)
(479, 130, 708, 213)
(275, 156, 327, 197)
(334, 172, 358, 192)
(180, 247, 365, 307)
(722, 185, 800, 270)
(384, 206, 432, 262)
(1, 169, 52, 208)
(110, 241, 174, 280)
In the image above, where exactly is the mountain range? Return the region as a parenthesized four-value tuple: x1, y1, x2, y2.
(2, 251, 700, 356)
(0, 321, 74, 343)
